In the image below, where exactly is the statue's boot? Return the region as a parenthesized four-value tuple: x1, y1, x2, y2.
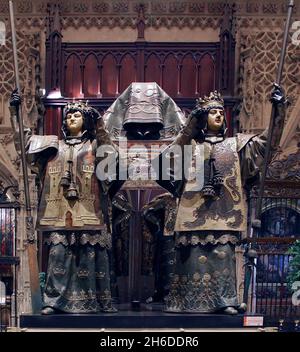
(101, 306, 118, 313)
(237, 303, 247, 313)
(223, 307, 238, 315)
(41, 307, 56, 315)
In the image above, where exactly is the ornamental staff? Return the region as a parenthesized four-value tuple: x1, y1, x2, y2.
(9, 0, 42, 313)
(255, 0, 295, 223)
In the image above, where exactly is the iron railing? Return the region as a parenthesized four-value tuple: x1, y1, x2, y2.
(247, 196, 300, 324)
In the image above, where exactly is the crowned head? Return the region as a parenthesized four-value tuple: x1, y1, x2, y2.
(196, 91, 224, 112)
(196, 91, 227, 136)
(62, 101, 100, 140)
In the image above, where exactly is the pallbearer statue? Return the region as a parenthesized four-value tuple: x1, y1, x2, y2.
(157, 85, 286, 314)
(142, 193, 178, 303)
(10, 92, 118, 314)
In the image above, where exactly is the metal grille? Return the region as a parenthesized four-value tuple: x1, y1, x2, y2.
(260, 198, 300, 237)
(249, 250, 300, 321)
(0, 207, 16, 257)
(248, 197, 300, 323)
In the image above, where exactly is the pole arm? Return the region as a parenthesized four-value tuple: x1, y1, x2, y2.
(255, 0, 294, 221)
(276, 0, 295, 86)
(9, 0, 31, 214)
(9, 1, 42, 313)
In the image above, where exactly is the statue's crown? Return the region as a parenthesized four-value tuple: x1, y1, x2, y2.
(196, 91, 224, 111)
(65, 100, 89, 112)
(64, 100, 99, 122)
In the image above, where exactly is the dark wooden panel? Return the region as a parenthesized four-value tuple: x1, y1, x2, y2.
(120, 53, 137, 93)
(199, 53, 215, 96)
(144, 54, 161, 85)
(45, 41, 237, 137)
(83, 54, 99, 98)
(59, 42, 220, 102)
(101, 54, 118, 97)
(63, 54, 83, 98)
(44, 107, 54, 135)
(180, 54, 197, 97)
(44, 106, 62, 137)
(162, 54, 178, 97)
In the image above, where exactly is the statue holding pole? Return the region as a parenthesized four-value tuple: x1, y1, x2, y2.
(9, 0, 42, 314)
(156, 0, 294, 314)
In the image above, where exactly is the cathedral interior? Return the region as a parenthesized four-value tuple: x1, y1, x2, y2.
(0, 0, 300, 331)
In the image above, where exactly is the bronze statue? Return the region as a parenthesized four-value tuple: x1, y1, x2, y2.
(142, 193, 177, 303)
(10, 92, 117, 314)
(157, 85, 286, 314)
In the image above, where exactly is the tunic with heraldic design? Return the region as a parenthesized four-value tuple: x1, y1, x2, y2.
(157, 88, 286, 314)
(10, 99, 117, 314)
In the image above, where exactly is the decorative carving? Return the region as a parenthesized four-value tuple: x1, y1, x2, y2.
(132, 2, 147, 12)
(46, 3, 62, 95)
(263, 3, 278, 14)
(141, 224, 155, 275)
(0, 1, 9, 13)
(12, 187, 21, 201)
(47, 2, 62, 36)
(17, 0, 32, 13)
(0, 182, 14, 202)
(136, 4, 146, 41)
(0, 133, 21, 173)
(169, 2, 186, 13)
(92, 1, 109, 13)
(246, 3, 260, 13)
(267, 150, 300, 182)
(219, 3, 236, 95)
(238, 39, 255, 127)
(35, 1, 48, 14)
(0, 2, 294, 34)
(0, 30, 41, 128)
(61, 16, 137, 29)
(0, 0, 299, 18)
(0, 32, 15, 98)
(112, 2, 129, 13)
(237, 17, 285, 29)
(61, 2, 72, 13)
(23, 35, 40, 117)
(0, 133, 13, 144)
(188, 2, 205, 13)
(239, 31, 300, 132)
(73, 1, 89, 13)
(208, 2, 225, 15)
(15, 17, 46, 29)
(26, 216, 35, 244)
(151, 2, 168, 13)
(149, 16, 221, 30)
(251, 185, 300, 198)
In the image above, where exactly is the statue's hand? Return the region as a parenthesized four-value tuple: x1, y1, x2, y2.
(10, 88, 22, 108)
(270, 83, 285, 105)
(183, 108, 206, 140)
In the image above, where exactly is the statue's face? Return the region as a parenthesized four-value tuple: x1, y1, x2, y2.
(207, 108, 225, 133)
(66, 110, 84, 136)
